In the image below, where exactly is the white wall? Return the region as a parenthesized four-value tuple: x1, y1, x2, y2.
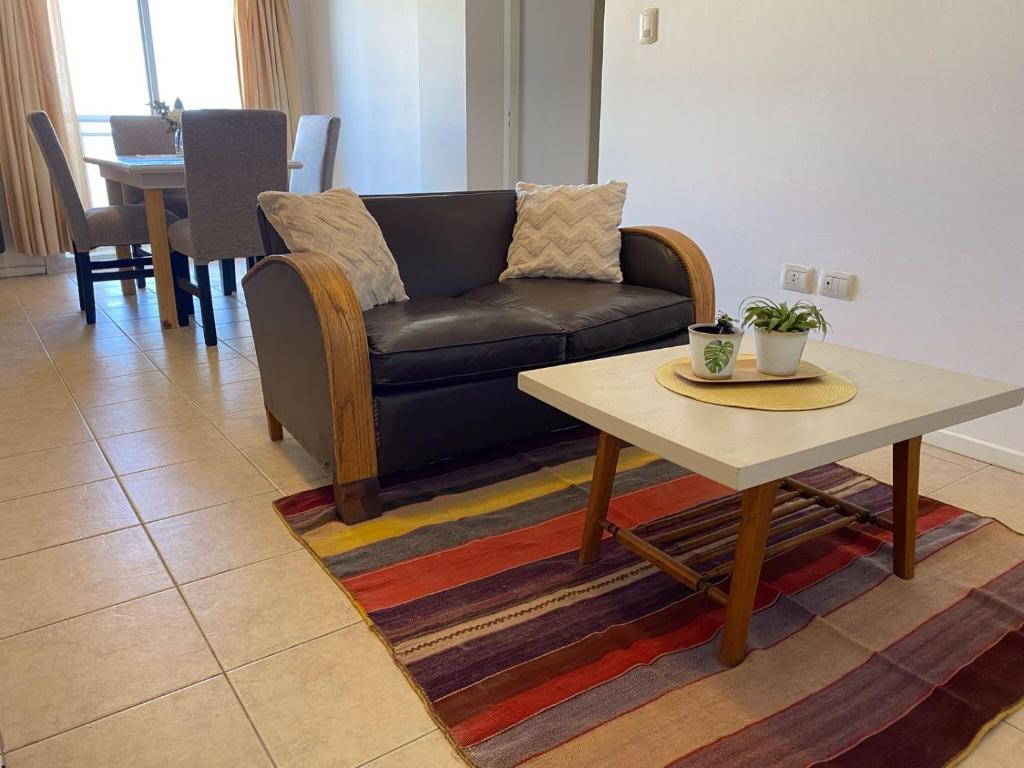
(600, 1, 1024, 466)
(301, 0, 423, 193)
(518, 0, 600, 184)
(417, 0, 468, 191)
(295, 0, 498, 194)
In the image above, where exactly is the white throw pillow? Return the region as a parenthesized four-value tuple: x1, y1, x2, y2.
(258, 188, 408, 310)
(500, 180, 628, 283)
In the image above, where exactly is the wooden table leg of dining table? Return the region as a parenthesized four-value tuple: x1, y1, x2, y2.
(579, 431, 625, 565)
(892, 436, 922, 579)
(106, 181, 135, 295)
(719, 480, 778, 667)
(115, 244, 136, 295)
(142, 188, 178, 330)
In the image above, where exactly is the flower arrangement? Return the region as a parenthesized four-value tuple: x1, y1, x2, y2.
(149, 98, 184, 153)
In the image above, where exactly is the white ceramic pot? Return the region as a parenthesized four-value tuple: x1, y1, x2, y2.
(687, 324, 745, 379)
(753, 328, 809, 376)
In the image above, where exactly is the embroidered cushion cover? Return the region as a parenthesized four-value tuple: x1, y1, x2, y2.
(258, 188, 408, 310)
(500, 180, 628, 283)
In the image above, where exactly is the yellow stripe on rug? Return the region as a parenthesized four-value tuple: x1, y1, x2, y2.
(304, 448, 659, 557)
(525, 521, 1024, 767)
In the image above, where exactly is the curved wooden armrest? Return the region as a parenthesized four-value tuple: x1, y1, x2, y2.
(620, 226, 716, 324)
(242, 252, 377, 488)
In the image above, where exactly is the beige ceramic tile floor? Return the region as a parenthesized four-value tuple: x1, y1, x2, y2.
(0, 269, 464, 768)
(0, 268, 1021, 767)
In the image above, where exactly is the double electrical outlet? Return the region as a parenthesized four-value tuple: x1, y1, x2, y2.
(781, 264, 855, 300)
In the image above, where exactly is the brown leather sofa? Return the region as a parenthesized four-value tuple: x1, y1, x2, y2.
(243, 190, 714, 523)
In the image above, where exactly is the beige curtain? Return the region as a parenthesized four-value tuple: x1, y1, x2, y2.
(233, 0, 302, 143)
(0, 0, 87, 256)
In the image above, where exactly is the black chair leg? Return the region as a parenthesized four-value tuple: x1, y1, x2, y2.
(131, 245, 146, 288)
(74, 253, 86, 310)
(220, 258, 237, 296)
(170, 251, 193, 327)
(195, 264, 218, 346)
(76, 251, 96, 325)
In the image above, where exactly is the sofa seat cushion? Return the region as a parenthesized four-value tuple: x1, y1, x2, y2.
(364, 297, 565, 387)
(461, 278, 693, 360)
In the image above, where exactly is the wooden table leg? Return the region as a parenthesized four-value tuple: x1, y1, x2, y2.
(579, 431, 624, 564)
(105, 181, 136, 295)
(719, 480, 778, 667)
(892, 436, 922, 579)
(115, 244, 136, 295)
(142, 188, 177, 330)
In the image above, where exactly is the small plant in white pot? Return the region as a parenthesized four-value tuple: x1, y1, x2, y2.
(741, 297, 830, 376)
(688, 312, 745, 380)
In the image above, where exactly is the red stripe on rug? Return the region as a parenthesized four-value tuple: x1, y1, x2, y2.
(345, 474, 732, 612)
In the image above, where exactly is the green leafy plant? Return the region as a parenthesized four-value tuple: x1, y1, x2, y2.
(715, 312, 739, 334)
(740, 297, 830, 338)
(703, 340, 735, 373)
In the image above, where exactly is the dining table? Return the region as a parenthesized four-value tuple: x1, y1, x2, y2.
(84, 154, 301, 331)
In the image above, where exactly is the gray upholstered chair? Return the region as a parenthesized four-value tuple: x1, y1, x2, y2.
(27, 111, 184, 325)
(168, 109, 288, 345)
(107, 115, 190, 290)
(108, 115, 189, 217)
(289, 114, 340, 194)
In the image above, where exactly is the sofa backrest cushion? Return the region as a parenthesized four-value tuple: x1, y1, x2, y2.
(362, 190, 516, 298)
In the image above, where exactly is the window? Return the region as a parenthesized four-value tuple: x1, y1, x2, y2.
(59, 0, 240, 205)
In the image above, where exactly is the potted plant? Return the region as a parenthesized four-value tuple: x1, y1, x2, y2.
(687, 312, 744, 380)
(741, 297, 830, 376)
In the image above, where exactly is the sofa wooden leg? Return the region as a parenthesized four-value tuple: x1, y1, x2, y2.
(334, 477, 383, 524)
(266, 409, 284, 441)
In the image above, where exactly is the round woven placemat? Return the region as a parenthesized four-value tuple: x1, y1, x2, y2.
(655, 356, 857, 411)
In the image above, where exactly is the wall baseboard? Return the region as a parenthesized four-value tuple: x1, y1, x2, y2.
(0, 264, 46, 278)
(924, 429, 1024, 474)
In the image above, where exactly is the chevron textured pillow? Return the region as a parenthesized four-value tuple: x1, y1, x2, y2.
(500, 180, 628, 283)
(259, 188, 408, 310)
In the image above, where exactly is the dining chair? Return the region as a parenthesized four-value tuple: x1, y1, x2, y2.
(109, 115, 189, 216)
(27, 111, 185, 325)
(168, 109, 288, 346)
(289, 114, 340, 194)
(108, 116, 190, 290)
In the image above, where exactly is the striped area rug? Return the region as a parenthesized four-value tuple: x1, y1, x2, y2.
(276, 428, 1024, 767)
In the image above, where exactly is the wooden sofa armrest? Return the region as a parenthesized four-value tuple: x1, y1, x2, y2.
(619, 226, 716, 324)
(241, 252, 381, 523)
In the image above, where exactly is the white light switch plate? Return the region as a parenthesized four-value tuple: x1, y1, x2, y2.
(819, 269, 856, 300)
(780, 263, 813, 293)
(639, 8, 658, 44)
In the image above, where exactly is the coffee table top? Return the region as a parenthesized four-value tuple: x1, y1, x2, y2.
(518, 340, 1023, 490)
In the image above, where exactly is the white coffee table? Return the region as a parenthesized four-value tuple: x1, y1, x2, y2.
(518, 340, 1023, 666)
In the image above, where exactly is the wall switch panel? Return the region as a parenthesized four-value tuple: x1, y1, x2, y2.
(819, 269, 856, 300)
(639, 8, 659, 44)
(780, 263, 813, 293)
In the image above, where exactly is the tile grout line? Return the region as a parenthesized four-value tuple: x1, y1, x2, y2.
(0, 672, 225, 757)
(352, 728, 446, 768)
(14, 285, 284, 768)
(927, 465, 989, 497)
